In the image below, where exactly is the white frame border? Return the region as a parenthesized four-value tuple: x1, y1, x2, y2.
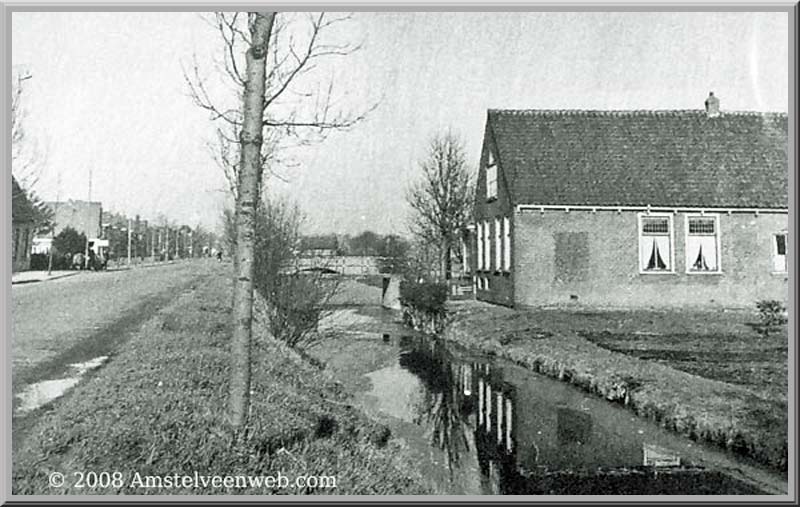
(684, 213, 723, 275)
(637, 212, 676, 275)
(773, 230, 789, 274)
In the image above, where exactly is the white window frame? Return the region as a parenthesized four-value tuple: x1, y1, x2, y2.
(476, 222, 483, 271)
(503, 216, 511, 272)
(637, 213, 675, 274)
(494, 218, 501, 272)
(483, 220, 491, 271)
(773, 231, 788, 273)
(486, 151, 498, 200)
(684, 213, 722, 274)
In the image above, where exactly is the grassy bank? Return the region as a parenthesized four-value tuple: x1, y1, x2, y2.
(13, 271, 430, 495)
(442, 301, 787, 473)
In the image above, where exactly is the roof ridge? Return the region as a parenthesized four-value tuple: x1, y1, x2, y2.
(487, 108, 787, 118)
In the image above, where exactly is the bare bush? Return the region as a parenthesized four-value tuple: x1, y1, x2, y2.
(228, 196, 339, 350)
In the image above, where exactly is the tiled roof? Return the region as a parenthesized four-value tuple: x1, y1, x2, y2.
(487, 109, 788, 209)
(12, 176, 38, 224)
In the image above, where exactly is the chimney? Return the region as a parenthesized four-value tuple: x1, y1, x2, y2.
(704, 91, 720, 117)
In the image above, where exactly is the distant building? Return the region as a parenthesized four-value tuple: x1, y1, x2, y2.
(46, 200, 103, 239)
(470, 94, 788, 308)
(12, 177, 39, 272)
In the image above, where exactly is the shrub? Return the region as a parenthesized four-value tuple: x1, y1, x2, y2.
(399, 281, 448, 317)
(29, 250, 71, 271)
(259, 272, 339, 349)
(754, 300, 788, 338)
(399, 281, 448, 334)
(52, 227, 87, 256)
(233, 196, 340, 350)
(28, 253, 48, 270)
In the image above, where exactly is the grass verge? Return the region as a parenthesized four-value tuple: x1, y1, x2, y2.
(442, 301, 787, 474)
(13, 271, 430, 495)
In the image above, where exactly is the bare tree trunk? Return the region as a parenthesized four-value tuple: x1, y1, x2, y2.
(231, 203, 241, 310)
(441, 239, 452, 281)
(228, 12, 275, 432)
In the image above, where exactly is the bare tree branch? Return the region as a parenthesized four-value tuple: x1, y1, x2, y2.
(407, 130, 475, 281)
(182, 54, 242, 126)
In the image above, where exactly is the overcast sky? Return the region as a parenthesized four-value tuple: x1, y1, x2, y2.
(11, 11, 789, 236)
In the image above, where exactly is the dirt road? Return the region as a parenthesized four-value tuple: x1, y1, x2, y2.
(11, 260, 222, 395)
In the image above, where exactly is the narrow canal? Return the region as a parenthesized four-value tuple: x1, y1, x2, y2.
(314, 300, 787, 496)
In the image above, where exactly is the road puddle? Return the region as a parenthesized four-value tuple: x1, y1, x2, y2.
(15, 356, 108, 414)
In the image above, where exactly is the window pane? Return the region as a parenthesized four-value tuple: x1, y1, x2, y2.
(640, 235, 671, 271)
(503, 217, 510, 271)
(776, 234, 787, 256)
(486, 166, 497, 198)
(687, 235, 718, 271)
(495, 219, 501, 270)
(774, 234, 787, 272)
(642, 217, 669, 234)
(484, 221, 490, 269)
(476, 223, 483, 270)
(689, 218, 716, 235)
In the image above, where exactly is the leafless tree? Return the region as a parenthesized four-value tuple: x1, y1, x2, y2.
(185, 11, 376, 432)
(186, 12, 374, 144)
(11, 71, 52, 232)
(11, 71, 46, 189)
(407, 131, 474, 281)
(11, 71, 33, 176)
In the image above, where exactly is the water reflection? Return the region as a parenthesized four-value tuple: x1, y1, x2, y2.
(391, 334, 766, 495)
(399, 338, 473, 473)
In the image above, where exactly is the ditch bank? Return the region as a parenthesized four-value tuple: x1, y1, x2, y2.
(439, 301, 787, 475)
(12, 272, 430, 495)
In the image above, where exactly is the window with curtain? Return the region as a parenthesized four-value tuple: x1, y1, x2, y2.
(774, 232, 788, 272)
(639, 215, 672, 272)
(686, 216, 720, 273)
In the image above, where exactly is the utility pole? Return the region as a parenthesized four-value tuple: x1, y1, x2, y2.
(151, 228, 156, 261)
(84, 167, 92, 270)
(127, 218, 132, 266)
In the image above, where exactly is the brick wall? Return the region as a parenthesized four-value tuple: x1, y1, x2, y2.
(513, 209, 788, 309)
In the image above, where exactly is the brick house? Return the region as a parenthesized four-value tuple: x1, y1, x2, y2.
(471, 96, 788, 308)
(11, 176, 39, 272)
